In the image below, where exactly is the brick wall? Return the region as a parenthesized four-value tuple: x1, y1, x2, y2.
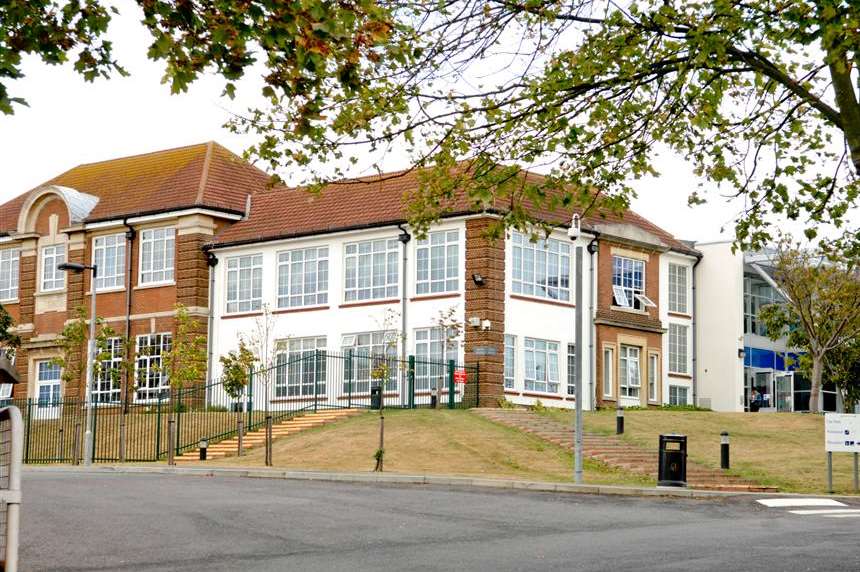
(464, 218, 505, 407)
(176, 233, 210, 309)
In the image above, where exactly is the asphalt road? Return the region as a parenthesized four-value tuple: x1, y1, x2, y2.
(18, 471, 860, 571)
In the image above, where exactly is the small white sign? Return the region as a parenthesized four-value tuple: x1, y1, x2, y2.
(824, 413, 860, 453)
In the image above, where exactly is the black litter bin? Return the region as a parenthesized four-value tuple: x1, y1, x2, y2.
(370, 386, 382, 410)
(658, 434, 687, 487)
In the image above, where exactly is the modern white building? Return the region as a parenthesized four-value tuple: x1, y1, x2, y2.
(694, 242, 840, 412)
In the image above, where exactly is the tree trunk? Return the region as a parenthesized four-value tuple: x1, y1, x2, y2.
(810, 355, 824, 413)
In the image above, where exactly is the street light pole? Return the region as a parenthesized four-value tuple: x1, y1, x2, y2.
(58, 262, 98, 465)
(568, 215, 584, 484)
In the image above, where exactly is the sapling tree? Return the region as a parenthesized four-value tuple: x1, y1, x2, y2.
(432, 306, 463, 408)
(220, 340, 257, 430)
(369, 308, 401, 472)
(240, 302, 276, 412)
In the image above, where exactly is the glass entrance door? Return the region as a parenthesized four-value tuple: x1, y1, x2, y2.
(775, 373, 793, 412)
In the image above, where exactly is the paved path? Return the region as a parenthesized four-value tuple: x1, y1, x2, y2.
(21, 471, 860, 571)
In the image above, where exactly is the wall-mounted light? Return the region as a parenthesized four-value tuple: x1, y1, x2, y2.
(471, 273, 485, 286)
(468, 316, 481, 328)
(206, 252, 219, 267)
(737, 348, 745, 359)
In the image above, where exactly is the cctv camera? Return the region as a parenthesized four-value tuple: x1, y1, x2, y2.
(567, 213, 581, 241)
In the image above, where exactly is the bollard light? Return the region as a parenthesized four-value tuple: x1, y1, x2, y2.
(199, 438, 208, 461)
(720, 431, 730, 470)
(616, 404, 624, 435)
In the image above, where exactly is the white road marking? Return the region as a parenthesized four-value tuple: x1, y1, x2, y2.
(788, 509, 860, 515)
(822, 513, 860, 518)
(757, 498, 846, 508)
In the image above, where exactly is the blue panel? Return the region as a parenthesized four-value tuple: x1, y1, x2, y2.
(743, 347, 804, 372)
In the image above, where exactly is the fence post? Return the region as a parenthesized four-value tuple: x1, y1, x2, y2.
(92, 396, 99, 462)
(24, 399, 32, 464)
(175, 389, 183, 459)
(73, 422, 81, 465)
(313, 350, 320, 413)
(167, 418, 175, 466)
(119, 405, 127, 463)
(57, 427, 64, 462)
(408, 356, 415, 409)
(265, 415, 273, 467)
(448, 360, 455, 410)
(155, 394, 162, 460)
(247, 368, 254, 429)
(347, 350, 353, 409)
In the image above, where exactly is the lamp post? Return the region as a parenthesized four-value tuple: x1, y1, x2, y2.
(567, 215, 584, 484)
(58, 262, 98, 466)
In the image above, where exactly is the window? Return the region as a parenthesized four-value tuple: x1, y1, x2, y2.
(344, 239, 399, 302)
(93, 234, 126, 290)
(612, 256, 645, 310)
(567, 344, 576, 396)
(668, 264, 688, 314)
(669, 324, 689, 374)
(41, 245, 65, 291)
(135, 333, 171, 401)
(511, 232, 571, 301)
(414, 327, 459, 391)
(416, 230, 459, 294)
(36, 360, 61, 407)
(524, 338, 560, 393)
(744, 276, 781, 336)
(342, 331, 398, 393)
(603, 347, 614, 397)
(277, 247, 329, 308)
(504, 335, 516, 389)
(0, 248, 20, 301)
(274, 337, 327, 397)
(139, 228, 175, 285)
(94, 337, 123, 403)
(619, 345, 641, 398)
(226, 254, 263, 313)
(648, 353, 658, 402)
(669, 385, 689, 406)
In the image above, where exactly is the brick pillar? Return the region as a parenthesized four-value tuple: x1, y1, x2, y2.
(64, 239, 87, 399)
(174, 231, 211, 393)
(15, 246, 37, 397)
(464, 218, 505, 407)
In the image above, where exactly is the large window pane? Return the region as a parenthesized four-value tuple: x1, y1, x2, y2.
(511, 232, 570, 301)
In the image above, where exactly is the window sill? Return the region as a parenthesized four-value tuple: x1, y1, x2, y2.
(133, 281, 175, 291)
(33, 289, 66, 297)
(610, 305, 649, 315)
(409, 293, 461, 302)
(0, 298, 18, 305)
(222, 311, 264, 320)
(667, 311, 692, 319)
(339, 298, 400, 309)
(668, 372, 692, 380)
(510, 294, 575, 308)
(272, 305, 329, 315)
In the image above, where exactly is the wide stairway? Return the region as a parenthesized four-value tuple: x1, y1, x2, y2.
(176, 409, 363, 463)
(475, 408, 776, 492)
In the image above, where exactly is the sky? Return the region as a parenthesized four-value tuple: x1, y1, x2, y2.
(0, 2, 814, 245)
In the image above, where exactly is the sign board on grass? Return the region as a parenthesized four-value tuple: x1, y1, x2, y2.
(824, 413, 860, 453)
(453, 368, 467, 384)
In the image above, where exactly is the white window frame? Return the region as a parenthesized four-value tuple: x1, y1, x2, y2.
(414, 327, 459, 391)
(669, 324, 689, 374)
(92, 234, 126, 291)
(504, 335, 516, 389)
(0, 248, 20, 301)
(669, 385, 689, 406)
(342, 331, 398, 393)
(567, 343, 576, 396)
(668, 263, 689, 314)
(648, 353, 658, 402)
(36, 360, 62, 407)
(416, 230, 460, 295)
(511, 231, 571, 301)
(524, 337, 560, 393)
(274, 337, 327, 397)
(619, 345, 641, 398)
(603, 346, 614, 397)
(41, 244, 66, 292)
(277, 246, 329, 308)
(94, 337, 123, 403)
(135, 333, 171, 402)
(139, 227, 175, 285)
(225, 254, 263, 314)
(612, 256, 645, 310)
(343, 239, 399, 302)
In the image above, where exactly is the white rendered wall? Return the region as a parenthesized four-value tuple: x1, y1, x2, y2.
(658, 251, 697, 405)
(693, 241, 745, 411)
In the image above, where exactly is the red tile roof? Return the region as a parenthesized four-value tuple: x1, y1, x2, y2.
(0, 142, 270, 232)
(210, 167, 698, 255)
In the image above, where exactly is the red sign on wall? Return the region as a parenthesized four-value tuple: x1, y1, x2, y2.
(454, 368, 467, 384)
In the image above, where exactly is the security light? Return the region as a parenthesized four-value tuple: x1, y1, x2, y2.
(567, 213, 581, 241)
